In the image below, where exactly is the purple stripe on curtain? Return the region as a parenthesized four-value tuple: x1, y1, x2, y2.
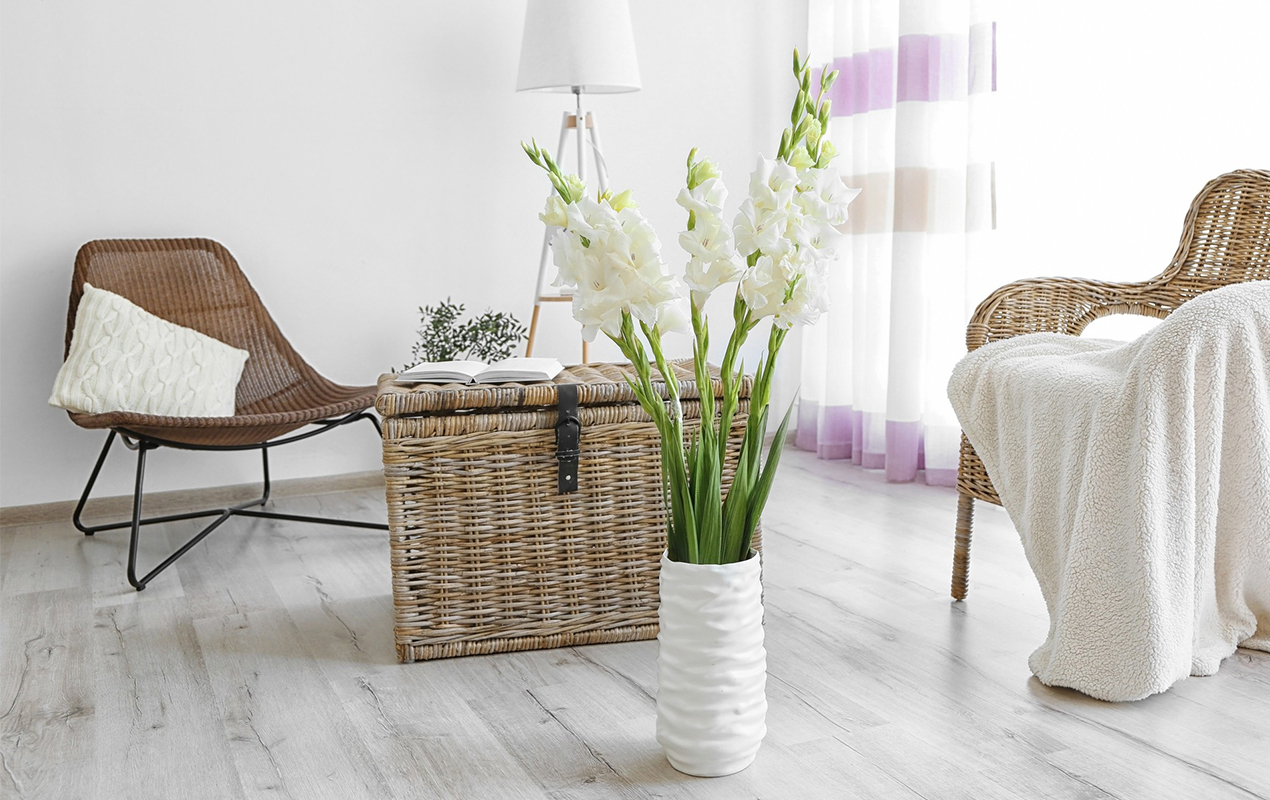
(795, 399, 819, 451)
(796, 404, 859, 461)
(802, 409, 961, 485)
(816, 406, 855, 460)
(897, 33, 968, 103)
(824, 49, 896, 118)
(885, 420, 920, 482)
(826, 25, 996, 118)
(851, 410, 863, 464)
(925, 469, 958, 487)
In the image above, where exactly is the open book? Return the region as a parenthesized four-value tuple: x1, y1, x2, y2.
(395, 357, 564, 385)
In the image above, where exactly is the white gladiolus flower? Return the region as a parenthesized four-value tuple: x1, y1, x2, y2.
(738, 255, 787, 317)
(655, 297, 692, 335)
(540, 196, 568, 228)
(733, 198, 790, 258)
(684, 256, 743, 307)
(675, 177, 727, 218)
(748, 156, 798, 211)
(548, 196, 683, 341)
(550, 229, 588, 288)
(740, 247, 832, 330)
(678, 210, 732, 261)
(798, 166, 862, 227)
(676, 164, 741, 307)
(563, 199, 600, 243)
(617, 207, 663, 272)
(775, 261, 831, 329)
(571, 277, 627, 340)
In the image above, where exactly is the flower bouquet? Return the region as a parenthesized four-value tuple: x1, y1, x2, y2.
(524, 48, 858, 777)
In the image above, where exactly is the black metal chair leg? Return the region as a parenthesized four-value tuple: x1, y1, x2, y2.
(78, 413, 387, 591)
(259, 446, 272, 505)
(126, 442, 150, 589)
(73, 431, 118, 536)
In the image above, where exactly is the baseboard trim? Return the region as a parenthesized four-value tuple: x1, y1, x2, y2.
(0, 470, 386, 528)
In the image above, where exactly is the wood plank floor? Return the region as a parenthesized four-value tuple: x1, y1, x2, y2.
(2, 448, 1267, 799)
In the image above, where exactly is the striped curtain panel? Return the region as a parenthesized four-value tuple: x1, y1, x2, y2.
(796, 0, 996, 485)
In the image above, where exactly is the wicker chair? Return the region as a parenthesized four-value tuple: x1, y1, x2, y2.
(66, 238, 387, 590)
(952, 169, 1270, 600)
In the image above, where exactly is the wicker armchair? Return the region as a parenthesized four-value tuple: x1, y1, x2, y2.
(952, 169, 1270, 600)
(66, 239, 387, 590)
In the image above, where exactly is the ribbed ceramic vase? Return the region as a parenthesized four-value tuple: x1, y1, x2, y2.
(655, 550, 767, 777)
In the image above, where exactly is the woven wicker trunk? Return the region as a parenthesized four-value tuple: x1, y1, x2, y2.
(377, 361, 754, 662)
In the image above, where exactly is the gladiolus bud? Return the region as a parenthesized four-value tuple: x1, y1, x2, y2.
(805, 119, 823, 148)
(610, 189, 637, 212)
(816, 139, 838, 168)
(788, 146, 814, 170)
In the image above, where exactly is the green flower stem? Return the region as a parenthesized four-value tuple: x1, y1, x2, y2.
(606, 313, 700, 563)
(716, 290, 755, 465)
(641, 319, 684, 439)
(690, 303, 715, 432)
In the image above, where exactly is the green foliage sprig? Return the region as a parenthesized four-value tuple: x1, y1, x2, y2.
(404, 299, 527, 368)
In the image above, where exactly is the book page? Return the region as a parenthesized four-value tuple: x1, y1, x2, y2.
(396, 360, 488, 383)
(476, 357, 564, 383)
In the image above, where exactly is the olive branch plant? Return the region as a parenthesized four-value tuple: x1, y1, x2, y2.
(403, 298, 527, 370)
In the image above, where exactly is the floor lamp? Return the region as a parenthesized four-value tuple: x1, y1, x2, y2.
(516, 0, 641, 362)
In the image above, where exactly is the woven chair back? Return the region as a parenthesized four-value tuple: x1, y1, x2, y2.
(67, 238, 321, 415)
(1162, 168, 1270, 297)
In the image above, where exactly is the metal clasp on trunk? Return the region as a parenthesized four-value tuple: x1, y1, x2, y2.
(555, 383, 581, 493)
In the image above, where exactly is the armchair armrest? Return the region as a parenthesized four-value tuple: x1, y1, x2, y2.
(966, 277, 1182, 351)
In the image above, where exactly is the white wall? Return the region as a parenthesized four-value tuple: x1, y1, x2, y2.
(0, 0, 806, 507)
(10, 0, 1261, 508)
(994, 0, 1270, 341)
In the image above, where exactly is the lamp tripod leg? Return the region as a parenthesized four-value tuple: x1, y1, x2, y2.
(527, 304, 541, 357)
(526, 112, 573, 358)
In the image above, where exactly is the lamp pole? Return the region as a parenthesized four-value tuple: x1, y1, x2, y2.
(574, 87, 585, 186)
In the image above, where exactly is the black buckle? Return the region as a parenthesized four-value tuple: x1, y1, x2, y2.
(555, 383, 581, 494)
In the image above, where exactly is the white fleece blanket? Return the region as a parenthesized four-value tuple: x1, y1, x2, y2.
(948, 281, 1270, 701)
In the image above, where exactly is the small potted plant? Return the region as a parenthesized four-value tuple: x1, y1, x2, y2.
(524, 48, 857, 777)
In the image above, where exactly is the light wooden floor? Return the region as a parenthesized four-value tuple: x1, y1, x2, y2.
(2, 448, 1267, 800)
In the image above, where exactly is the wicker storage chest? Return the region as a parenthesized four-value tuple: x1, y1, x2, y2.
(376, 361, 751, 662)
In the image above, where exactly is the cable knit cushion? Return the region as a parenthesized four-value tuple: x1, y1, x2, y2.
(49, 283, 249, 417)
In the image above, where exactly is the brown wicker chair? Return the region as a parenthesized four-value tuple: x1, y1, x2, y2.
(66, 238, 387, 590)
(951, 169, 1270, 600)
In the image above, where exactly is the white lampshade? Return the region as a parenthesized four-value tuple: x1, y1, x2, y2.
(516, 0, 641, 94)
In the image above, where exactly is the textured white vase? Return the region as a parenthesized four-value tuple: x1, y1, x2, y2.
(655, 550, 767, 777)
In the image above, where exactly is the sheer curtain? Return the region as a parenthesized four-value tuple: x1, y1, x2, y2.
(795, 0, 997, 485)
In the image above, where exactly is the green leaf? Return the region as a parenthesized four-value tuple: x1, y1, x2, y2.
(661, 441, 687, 561)
(666, 442, 697, 563)
(692, 435, 722, 564)
(747, 406, 769, 481)
(740, 400, 795, 560)
(719, 440, 752, 565)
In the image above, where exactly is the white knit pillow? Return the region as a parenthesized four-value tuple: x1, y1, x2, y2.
(49, 283, 249, 417)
